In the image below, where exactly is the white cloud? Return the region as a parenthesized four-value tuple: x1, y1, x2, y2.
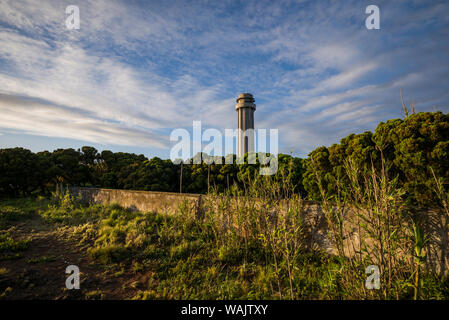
(315, 62, 378, 91)
(0, 94, 167, 147)
(0, 0, 448, 158)
(0, 19, 235, 144)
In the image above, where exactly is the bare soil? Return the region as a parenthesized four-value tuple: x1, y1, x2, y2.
(0, 214, 150, 300)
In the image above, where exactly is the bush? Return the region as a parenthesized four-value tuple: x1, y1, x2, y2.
(303, 111, 449, 206)
(0, 206, 32, 221)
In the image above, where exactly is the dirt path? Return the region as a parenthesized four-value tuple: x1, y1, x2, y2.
(0, 215, 149, 299)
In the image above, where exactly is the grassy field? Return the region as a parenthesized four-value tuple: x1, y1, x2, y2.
(1, 164, 449, 300)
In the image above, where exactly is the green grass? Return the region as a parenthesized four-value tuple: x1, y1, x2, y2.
(0, 197, 49, 229)
(0, 197, 48, 216)
(36, 195, 349, 299)
(50, 201, 449, 299)
(0, 232, 30, 260)
(85, 290, 105, 300)
(1, 179, 448, 300)
(0, 206, 32, 222)
(26, 255, 57, 264)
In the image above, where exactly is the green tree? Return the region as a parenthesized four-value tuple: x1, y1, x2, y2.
(0, 148, 40, 196)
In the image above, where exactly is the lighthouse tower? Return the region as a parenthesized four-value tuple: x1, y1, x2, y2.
(235, 93, 256, 158)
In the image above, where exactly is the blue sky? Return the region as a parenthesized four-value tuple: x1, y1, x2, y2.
(0, 0, 448, 159)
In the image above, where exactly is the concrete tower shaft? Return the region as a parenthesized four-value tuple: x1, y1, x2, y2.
(235, 93, 256, 158)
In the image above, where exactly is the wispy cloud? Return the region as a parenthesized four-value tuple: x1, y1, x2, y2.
(0, 0, 448, 157)
(0, 94, 167, 147)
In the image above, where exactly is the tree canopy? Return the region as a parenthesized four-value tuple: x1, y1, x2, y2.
(302, 112, 449, 206)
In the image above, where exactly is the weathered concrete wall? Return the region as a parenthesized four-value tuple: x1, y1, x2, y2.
(69, 187, 449, 275)
(70, 187, 202, 215)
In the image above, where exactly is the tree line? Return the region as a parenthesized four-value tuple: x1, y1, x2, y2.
(1, 111, 448, 206)
(0, 145, 304, 197)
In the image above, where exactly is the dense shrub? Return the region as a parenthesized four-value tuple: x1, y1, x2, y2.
(303, 112, 449, 206)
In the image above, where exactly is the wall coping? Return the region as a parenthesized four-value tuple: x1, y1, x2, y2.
(70, 187, 202, 198)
